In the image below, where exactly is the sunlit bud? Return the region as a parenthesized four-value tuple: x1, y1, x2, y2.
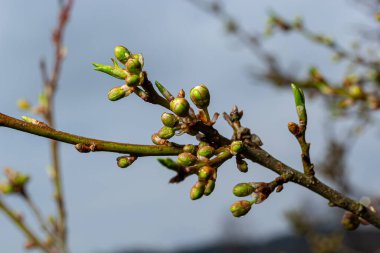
(348, 85, 364, 99)
(287, 122, 300, 136)
(204, 180, 215, 196)
(161, 112, 179, 127)
(157, 158, 180, 172)
(177, 152, 197, 166)
(230, 141, 243, 155)
(190, 84, 210, 109)
(114, 45, 131, 64)
(291, 83, 307, 125)
(198, 166, 215, 181)
(151, 133, 167, 145)
(17, 99, 31, 110)
(233, 183, 254, 197)
(341, 211, 360, 231)
(177, 89, 185, 98)
(21, 116, 39, 124)
(157, 126, 175, 139)
(236, 157, 248, 173)
(230, 200, 252, 217)
(170, 98, 190, 117)
(116, 156, 137, 168)
(197, 145, 215, 158)
(92, 62, 128, 79)
(190, 181, 205, 200)
(183, 144, 196, 154)
(125, 73, 141, 87)
(108, 86, 126, 101)
(126, 55, 142, 74)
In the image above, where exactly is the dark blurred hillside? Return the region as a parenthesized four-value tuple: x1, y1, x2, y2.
(109, 230, 380, 253)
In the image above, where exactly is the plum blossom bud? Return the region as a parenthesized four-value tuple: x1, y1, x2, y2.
(114, 45, 131, 64)
(170, 98, 190, 117)
(230, 200, 252, 217)
(190, 84, 210, 109)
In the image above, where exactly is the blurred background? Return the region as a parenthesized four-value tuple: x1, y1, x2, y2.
(0, 0, 380, 252)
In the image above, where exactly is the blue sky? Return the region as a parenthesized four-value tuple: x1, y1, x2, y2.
(0, 1, 378, 252)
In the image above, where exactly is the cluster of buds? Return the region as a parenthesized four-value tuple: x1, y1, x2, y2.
(0, 168, 30, 195)
(93, 45, 145, 101)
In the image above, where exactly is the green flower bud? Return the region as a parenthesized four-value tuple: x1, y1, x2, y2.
(126, 55, 142, 74)
(170, 98, 190, 117)
(183, 144, 196, 154)
(230, 141, 243, 155)
(0, 183, 13, 194)
(177, 152, 197, 166)
(125, 74, 141, 87)
(233, 183, 254, 197)
(348, 85, 364, 99)
(13, 173, 30, 186)
(190, 84, 210, 109)
(198, 142, 208, 148)
(157, 126, 175, 139)
(161, 112, 178, 127)
(230, 200, 252, 217)
(198, 166, 215, 181)
(197, 145, 215, 158)
(108, 86, 126, 101)
(190, 181, 205, 200)
(291, 83, 307, 125)
(204, 180, 215, 196)
(114, 45, 131, 64)
(157, 158, 180, 172)
(92, 62, 128, 79)
(116, 156, 137, 169)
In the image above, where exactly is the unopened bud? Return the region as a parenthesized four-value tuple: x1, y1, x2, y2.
(233, 183, 254, 197)
(116, 156, 137, 169)
(236, 157, 248, 173)
(183, 144, 196, 154)
(287, 122, 300, 136)
(204, 179, 215, 196)
(197, 146, 215, 158)
(108, 86, 126, 101)
(190, 84, 210, 109)
(114, 45, 131, 64)
(230, 141, 243, 155)
(190, 181, 205, 200)
(17, 99, 31, 110)
(170, 98, 190, 117)
(348, 85, 364, 99)
(151, 134, 167, 145)
(291, 83, 307, 125)
(161, 112, 179, 127)
(341, 211, 360, 231)
(157, 126, 175, 139)
(126, 55, 142, 74)
(230, 200, 252, 217)
(125, 74, 141, 87)
(198, 166, 215, 181)
(177, 152, 197, 166)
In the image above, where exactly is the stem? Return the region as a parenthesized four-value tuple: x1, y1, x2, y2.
(0, 198, 50, 252)
(0, 113, 182, 156)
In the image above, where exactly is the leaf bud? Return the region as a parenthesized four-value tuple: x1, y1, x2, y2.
(170, 98, 190, 117)
(230, 141, 244, 155)
(197, 145, 215, 158)
(204, 180, 215, 196)
(116, 156, 137, 169)
(287, 122, 300, 136)
(183, 144, 196, 154)
(157, 126, 175, 139)
(233, 183, 254, 197)
(151, 134, 167, 145)
(108, 86, 126, 101)
(230, 200, 252, 217)
(190, 181, 205, 200)
(177, 152, 197, 166)
(114, 45, 131, 64)
(126, 55, 142, 74)
(291, 83, 307, 125)
(157, 158, 180, 172)
(161, 112, 179, 127)
(92, 62, 128, 79)
(198, 166, 215, 181)
(190, 84, 210, 109)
